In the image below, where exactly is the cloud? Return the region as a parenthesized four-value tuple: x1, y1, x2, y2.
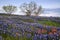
(13, 8, 26, 15)
(40, 12, 60, 17)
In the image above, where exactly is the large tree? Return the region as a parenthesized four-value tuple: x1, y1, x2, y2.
(3, 5, 17, 15)
(20, 2, 43, 16)
(34, 6, 43, 16)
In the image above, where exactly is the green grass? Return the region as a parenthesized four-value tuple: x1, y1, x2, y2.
(38, 20, 60, 27)
(21, 19, 34, 23)
(0, 31, 33, 40)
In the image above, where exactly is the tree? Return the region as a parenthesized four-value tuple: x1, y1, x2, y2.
(34, 6, 43, 16)
(20, 2, 43, 16)
(3, 5, 17, 15)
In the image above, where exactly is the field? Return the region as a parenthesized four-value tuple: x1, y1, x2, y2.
(0, 13, 60, 40)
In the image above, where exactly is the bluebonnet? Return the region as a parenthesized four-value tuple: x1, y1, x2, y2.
(0, 36, 2, 40)
(3, 23, 8, 30)
(33, 34, 38, 40)
(43, 34, 47, 39)
(0, 21, 3, 24)
(26, 33, 31, 38)
(53, 33, 59, 40)
(57, 27, 60, 31)
(33, 34, 44, 40)
(45, 26, 52, 32)
(0, 15, 60, 40)
(48, 33, 55, 40)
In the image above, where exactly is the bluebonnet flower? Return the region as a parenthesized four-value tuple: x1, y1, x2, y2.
(0, 21, 3, 24)
(53, 33, 59, 40)
(43, 34, 48, 40)
(0, 36, 2, 40)
(3, 23, 8, 30)
(12, 33, 16, 37)
(57, 27, 60, 31)
(0, 16, 3, 18)
(0, 28, 2, 30)
(48, 33, 55, 40)
(6, 19, 14, 24)
(24, 26, 32, 32)
(26, 33, 31, 38)
(33, 34, 38, 40)
(39, 34, 44, 40)
(3, 30, 7, 34)
(46, 26, 51, 31)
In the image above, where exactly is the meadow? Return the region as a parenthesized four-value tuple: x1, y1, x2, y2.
(0, 13, 60, 40)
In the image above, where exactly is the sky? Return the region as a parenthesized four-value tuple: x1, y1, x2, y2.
(0, 0, 60, 17)
(0, 0, 60, 9)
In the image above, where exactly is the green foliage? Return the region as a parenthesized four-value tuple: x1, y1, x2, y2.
(38, 20, 60, 27)
(8, 24, 12, 29)
(21, 19, 34, 23)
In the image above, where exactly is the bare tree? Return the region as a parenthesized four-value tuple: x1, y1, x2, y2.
(3, 5, 17, 15)
(20, 2, 43, 16)
(34, 6, 43, 16)
(20, 2, 37, 16)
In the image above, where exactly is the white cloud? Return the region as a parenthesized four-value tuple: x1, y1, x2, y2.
(40, 12, 60, 17)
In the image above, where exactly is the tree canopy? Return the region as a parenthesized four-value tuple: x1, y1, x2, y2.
(3, 5, 17, 15)
(20, 2, 43, 16)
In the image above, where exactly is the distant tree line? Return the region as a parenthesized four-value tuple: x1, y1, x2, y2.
(2, 2, 43, 16)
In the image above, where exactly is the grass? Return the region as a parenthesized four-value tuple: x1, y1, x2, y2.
(0, 32, 33, 40)
(21, 19, 34, 23)
(38, 20, 60, 27)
